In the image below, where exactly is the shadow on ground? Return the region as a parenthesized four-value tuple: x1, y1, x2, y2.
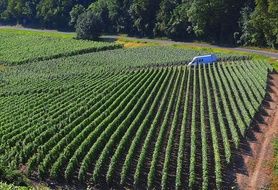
(223, 71, 278, 189)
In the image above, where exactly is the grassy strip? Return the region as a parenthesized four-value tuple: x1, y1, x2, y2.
(244, 46, 278, 54)
(270, 138, 278, 189)
(0, 28, 75, 39)
(116, 37, 160, 48)
(271, 139, 278, 189)
(172, 44, 250, 56)
(117, 37, 278, 70)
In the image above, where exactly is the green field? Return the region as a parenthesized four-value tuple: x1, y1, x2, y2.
(0, 29, 274, 189)
(0, 29, 122, 65)
(0, 183, 30, 190)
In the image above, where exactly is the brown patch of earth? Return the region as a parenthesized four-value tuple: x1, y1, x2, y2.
(0, 64, 5, 71)
(235, 73, 278, 190)
(122, 42, 149, 48)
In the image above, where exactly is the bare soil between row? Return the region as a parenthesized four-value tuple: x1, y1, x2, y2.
(229, 72, 278, 190)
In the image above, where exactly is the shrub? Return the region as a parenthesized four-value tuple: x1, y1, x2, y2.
(76, 11, 103, 40)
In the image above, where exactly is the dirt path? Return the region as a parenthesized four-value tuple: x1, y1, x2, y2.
(1, 25, 278, 59)
(103, 35, 278, 59)
(237, 73, 278, 190)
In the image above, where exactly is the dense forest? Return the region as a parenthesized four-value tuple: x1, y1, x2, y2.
(0, 0, 277, 48)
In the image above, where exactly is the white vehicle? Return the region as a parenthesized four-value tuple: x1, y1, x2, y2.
(188, 54, 218, 66)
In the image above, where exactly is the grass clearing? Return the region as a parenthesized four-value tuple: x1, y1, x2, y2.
(172, 44, 250, 56)
(117, 37, 159, 48)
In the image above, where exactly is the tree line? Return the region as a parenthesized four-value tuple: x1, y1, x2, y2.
(0, 0, 277, 48)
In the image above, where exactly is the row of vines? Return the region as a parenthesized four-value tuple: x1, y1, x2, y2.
(0, 59, 272, 189)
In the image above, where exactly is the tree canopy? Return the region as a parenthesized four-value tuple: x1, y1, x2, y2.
(76, 10, 103, 40)
(0, 0, 277, 47)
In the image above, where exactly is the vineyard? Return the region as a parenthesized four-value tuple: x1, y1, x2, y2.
(0, 29, 122, 65)
(0, 44, 273, 189)
(0, 182, 29, 190)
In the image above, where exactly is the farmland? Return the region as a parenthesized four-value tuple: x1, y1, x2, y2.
(0, 26, 277, 189)
(0, 33, 274, 189)
(0, 29, 122, 65)
(0, 183, 30, 190)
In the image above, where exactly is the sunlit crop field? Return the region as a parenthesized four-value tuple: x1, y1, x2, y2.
(0, 29, 122, 65)
(0, 44, 272, 189)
